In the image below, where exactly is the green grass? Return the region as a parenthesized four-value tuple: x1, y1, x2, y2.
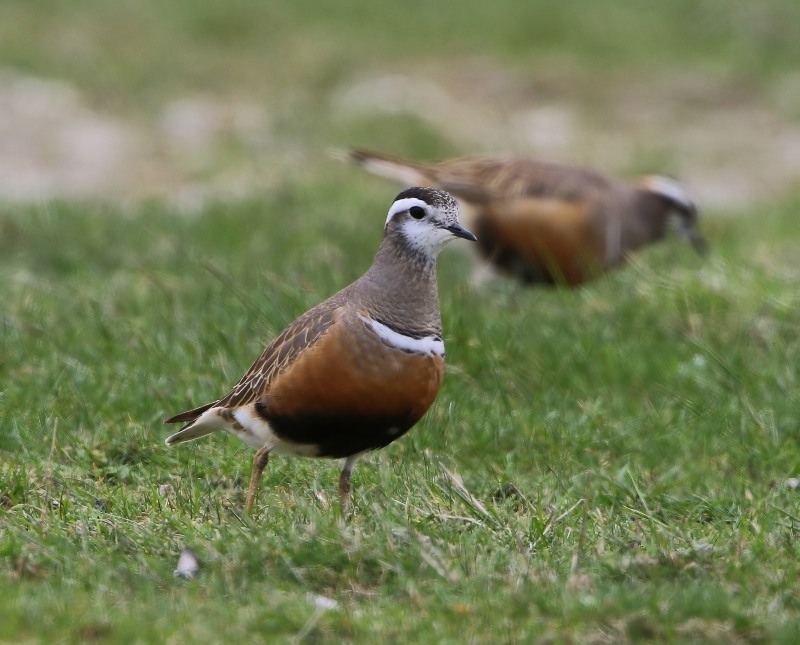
(1, 185, 799, 642)
(2, 0, 800, 642)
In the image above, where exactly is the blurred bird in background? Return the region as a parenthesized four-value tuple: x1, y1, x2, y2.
(341, 149, 706, 287)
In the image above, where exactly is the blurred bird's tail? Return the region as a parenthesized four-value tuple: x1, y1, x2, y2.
(331, 148, 430, 186)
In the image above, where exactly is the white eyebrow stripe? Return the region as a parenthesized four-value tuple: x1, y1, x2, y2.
(358, 314, 445, 356)
(385, 197, 430, 226)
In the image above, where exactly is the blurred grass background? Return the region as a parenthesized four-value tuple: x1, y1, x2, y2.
(5, 1, 800, 101)
(1, 0, 799, 203)
(1, 1, 800, 643)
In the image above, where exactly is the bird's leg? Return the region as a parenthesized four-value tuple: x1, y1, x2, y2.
(338, 470, 351, 513)
(245, 444, 271, 514)
(338, 454, 362, 514)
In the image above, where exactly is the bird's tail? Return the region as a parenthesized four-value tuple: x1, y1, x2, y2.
(164, 401, 223, 445)
(331, 148, 431, 186)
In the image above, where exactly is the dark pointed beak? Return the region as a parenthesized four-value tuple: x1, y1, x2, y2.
(677, 204, 708, 255)
(683, 227, 708, 255)
(445, 223, 477, 242)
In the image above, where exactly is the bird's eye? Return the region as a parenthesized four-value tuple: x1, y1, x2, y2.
(409, 206, 426, 219)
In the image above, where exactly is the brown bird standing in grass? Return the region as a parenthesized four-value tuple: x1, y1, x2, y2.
(340, 149, 706, 287)
(165, 187, 476, 513)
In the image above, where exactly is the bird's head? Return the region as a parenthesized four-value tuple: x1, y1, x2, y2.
(384, 186, 477, 258)
(639, 175, 707, 254)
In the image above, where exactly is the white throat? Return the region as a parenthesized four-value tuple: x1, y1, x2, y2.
(398, 219, 453, 257)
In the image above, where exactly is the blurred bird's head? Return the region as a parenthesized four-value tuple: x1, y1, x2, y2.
(639, 175, 707, 254)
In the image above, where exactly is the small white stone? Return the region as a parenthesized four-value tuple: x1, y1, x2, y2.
(692, 541, 715, 555)
(174, 548, 200, 579)
(313, 595, 338, 611)
(785, 478, 800, 491)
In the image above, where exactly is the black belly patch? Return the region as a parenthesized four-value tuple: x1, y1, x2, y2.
(261, 408, 419, 458)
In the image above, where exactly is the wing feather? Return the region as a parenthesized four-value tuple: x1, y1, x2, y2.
(216, 305, 340, 409)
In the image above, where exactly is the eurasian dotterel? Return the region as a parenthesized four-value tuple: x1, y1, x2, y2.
(165, 187, 476, 513)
